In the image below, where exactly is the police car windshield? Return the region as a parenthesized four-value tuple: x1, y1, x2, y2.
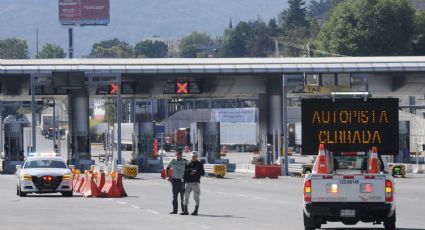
(24, 160, 67, 169)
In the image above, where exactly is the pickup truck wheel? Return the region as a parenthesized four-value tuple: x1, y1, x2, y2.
(62, 191, 73, 197)
(303, 212, 320, 230)
(384, 211, 396, 230)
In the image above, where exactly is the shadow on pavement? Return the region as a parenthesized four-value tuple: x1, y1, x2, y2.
(25, 194, 82, 198)
(323, 228, 425, 230)
(197, 214, 246, 219)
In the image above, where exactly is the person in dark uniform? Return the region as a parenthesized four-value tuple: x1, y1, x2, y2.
(166, 150, 187, 214)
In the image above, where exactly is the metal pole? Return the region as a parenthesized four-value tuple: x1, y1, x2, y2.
(36, 27, 39, 57)
(272, 129, 276, 165)
(68, 28, 73, 58)
(117, 75, 122, 165)
(278, 128, 281, 165)
(53, 99, 57, 152)
(282, 75, 289, 176)
(31, 74, 37, 152)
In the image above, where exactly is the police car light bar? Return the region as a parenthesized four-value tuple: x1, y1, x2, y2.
(28, 152, 60, 157)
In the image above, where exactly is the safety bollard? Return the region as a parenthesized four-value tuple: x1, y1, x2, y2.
(101, 171, 122, 198)
(81, 173, 105, 198)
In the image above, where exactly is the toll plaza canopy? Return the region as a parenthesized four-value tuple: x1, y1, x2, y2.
(2, 56, 425, 74)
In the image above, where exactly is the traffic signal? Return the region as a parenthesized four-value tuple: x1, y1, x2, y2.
(110, 83, 118, 94)
(176, 82, 188, 94)
(163, 81, 201, 94)
(96, 82, 136, 95)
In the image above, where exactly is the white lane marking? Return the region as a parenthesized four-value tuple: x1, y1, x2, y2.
(188, 222, 211, 229)
(233, 193, 248, 198)
(145, 209, 160, 215)
(166, 216, 183, 221)
(116, 201, 127, 205)
(130, 205, 142, 209)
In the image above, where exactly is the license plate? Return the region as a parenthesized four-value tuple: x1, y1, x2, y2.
(340, 209, 356, 217)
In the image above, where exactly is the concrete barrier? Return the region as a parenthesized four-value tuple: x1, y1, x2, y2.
(235, 164, 256, 174)
(204, 164, 227, 178)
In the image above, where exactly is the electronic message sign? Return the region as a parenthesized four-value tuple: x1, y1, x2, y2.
(301, 98, 399, 155)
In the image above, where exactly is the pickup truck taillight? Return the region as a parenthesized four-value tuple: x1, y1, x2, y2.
(385, 180, 393, 202)
(304, 180, 312, 202)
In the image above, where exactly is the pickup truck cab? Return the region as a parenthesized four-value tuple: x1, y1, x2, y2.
(303, 151, 396, 230)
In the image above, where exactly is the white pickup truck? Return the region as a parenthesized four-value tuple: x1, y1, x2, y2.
(303, 152, 396, 230)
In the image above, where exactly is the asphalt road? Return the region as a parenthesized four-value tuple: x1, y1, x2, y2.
(1, 172, 425, 230)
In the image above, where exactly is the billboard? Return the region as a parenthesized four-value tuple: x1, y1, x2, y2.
(59, 0, 110, 26)
(301, 98, 399, 155)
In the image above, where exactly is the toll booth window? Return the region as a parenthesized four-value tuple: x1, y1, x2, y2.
(321, 74, 336, 86)
(76, 136, 90, 158)
(337, 73, 351, 87)
(305, 74, 320, 86)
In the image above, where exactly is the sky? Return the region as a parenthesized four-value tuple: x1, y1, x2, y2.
(0, 0, 289, 57)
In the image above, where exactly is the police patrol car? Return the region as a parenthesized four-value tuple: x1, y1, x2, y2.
(16, 152, 73, 197)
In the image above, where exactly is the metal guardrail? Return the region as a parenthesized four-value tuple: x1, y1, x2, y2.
(288, 163, 313, 177)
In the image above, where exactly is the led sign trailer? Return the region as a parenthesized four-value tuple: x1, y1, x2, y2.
(301, 98, 399, 155)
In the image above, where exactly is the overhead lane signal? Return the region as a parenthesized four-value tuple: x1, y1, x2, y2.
(164, 81, 201, 95)
(110, 83, 118, 94)
(96, 82, 136, 95)
(176, 82, 188, 94)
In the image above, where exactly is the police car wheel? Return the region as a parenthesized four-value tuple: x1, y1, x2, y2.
(18, 186, 27, 197)
(62, 191, 73, 197)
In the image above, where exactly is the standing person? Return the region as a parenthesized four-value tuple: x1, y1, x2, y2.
(166, 150, 187, 214)
(181, 151, 205, 216)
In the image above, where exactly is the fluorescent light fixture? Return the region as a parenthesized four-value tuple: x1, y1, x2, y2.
(330, 91, 370, 96)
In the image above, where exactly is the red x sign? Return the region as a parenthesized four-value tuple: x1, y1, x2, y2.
(176, 82, 188, 94)
(110, 83, 119, 94)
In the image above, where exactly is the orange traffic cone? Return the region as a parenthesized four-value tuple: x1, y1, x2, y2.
(312, 144, 330, 174)
(368, 146, 380, 174)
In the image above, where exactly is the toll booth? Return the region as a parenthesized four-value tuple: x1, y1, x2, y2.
(190, 122, 220, 164)
(0, 115, 24, 174)
(67, 89, 94, 170)
(132, 122, 161, 172)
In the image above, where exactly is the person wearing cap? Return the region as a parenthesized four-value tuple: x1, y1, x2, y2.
(181, 151, 205, 216)
(166, 150, 187, 214)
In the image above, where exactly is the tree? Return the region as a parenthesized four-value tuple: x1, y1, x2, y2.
(412, 10, 425, 55)
(104, 103, 115, 126)
(308, 0, 346, 23)
(0, 38, 29, 59)
(315, 0, 416, 56)
(179, 32, 212, 58)
(134, 40, 168, 58)
(89, 38, 134, 58)
(36, 43, 66, 59)
(220, 20, 274, 57)
(280, 0, 309, 30)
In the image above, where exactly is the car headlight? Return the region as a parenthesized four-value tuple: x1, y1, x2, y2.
(20, 174, 32, 180)
(62, 174, 72, 180)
